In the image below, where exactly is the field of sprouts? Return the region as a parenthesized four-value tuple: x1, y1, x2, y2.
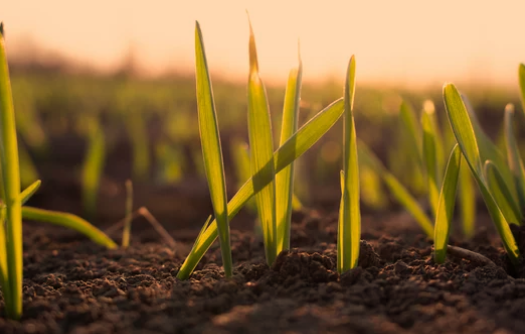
(2, 21, 525, 333)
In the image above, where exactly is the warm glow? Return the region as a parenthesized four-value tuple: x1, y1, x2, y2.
(4, 1, 525, 87)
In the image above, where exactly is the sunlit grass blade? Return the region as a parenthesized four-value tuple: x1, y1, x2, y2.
(194, 22, 232, 276)
(519, 64, 525, 112)
(485, 161, 522, 225)
(122, 180, 133, 248)
(434, 144, 461, 263)
(504, 104, 525, 216)
(422, 108, 439, 217)
(459, 162, 476, 238)
(0, 23, 23, 319)
(82, 120, 105, 221)
(337, 170, 345, 272)
(275, 48, 302, 253)
(176, 98, 345, 280)
(22, 207, 117, 248)
(462, 94, 515, 193)
(444, 83, 520, 265)
(338, 56, 360, 273)
(20, 179, 41, 205)
(247, 20, 277, 265)
(358, 141, 433, 237)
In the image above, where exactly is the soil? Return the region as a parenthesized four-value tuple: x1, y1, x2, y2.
(1, 205, 525, 334)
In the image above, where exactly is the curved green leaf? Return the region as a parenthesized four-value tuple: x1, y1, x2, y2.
(504, 104, 525, 217)
(177, 98, 345, 280)
(444, 84, 519, 265)
(0, 25, 22, 319)
(485, 160, 522, 225)
(194, 22, 232, 276)
(22, 207, 117, 249)
(339, 56, 360, 273)
(434, 144, 461, 263)
(247, 21, 277, 265)
(275, 48, 302, 253)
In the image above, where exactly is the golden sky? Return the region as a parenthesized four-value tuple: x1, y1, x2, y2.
(3, 1, 525, 87)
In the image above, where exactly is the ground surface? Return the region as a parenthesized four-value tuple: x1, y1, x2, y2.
(1, 207, 524, 334)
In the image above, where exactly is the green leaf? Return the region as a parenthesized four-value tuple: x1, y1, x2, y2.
(176, 98, 345, 280)
(337, 170, 345, 273)
(275, 49, 302, 253)
(247, 21, 277, 265)
(422, 108, 439, 217)
(22, 207, 117, 249)
(443, 84, 520, 266)
(20, 179, 41, 205)
(82, 120, 105, 221)
(434, 144, 462, 263)
(462, 94, 515, 194)
(358, 141, 433, 237)
(459, 161, 476, 238)
(339, 56, 360, 273)
(0, 27, 22, 319)
(485, 160, 522, 225)
(504, 104, 525, 217)
(121, 180, 133, 248)
(194, 22, 232, 276)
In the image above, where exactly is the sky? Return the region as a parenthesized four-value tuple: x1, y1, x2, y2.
(3, 1, 525, 88)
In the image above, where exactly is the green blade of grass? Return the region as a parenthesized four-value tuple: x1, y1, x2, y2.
(336, 170, 345, 272)
(459, 161, 476, 238)
(247, 21, 277, 265)
(462, 94, 515, 195)
(504, 104, 525, 217)
(433, 144, 462, 263)
(443, 84, 519, 265)
(20, 179, 41, 205)
(0, 23, 23, 319)
(194, 22, 232, 276)
(176, 98, 345, 280)
(422, 108, 439, 217)
(275, 48, 302, 253)
(485, 160, 522, 225)
(22, 207, 117, 249)
(519, 64, 525, 113)
(82, 120, 105, 221)
(339, 56, 360, 273)
(121, 180, 133, 248)
(358, 141, 433, 237)
(0, 204, 7, 313)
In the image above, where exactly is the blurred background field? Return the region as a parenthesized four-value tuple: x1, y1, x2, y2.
(4, 1, 525, 239)
(11, 59, 525, 236)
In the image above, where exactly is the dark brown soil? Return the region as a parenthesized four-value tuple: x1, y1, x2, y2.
(1, 208, 525, 334)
